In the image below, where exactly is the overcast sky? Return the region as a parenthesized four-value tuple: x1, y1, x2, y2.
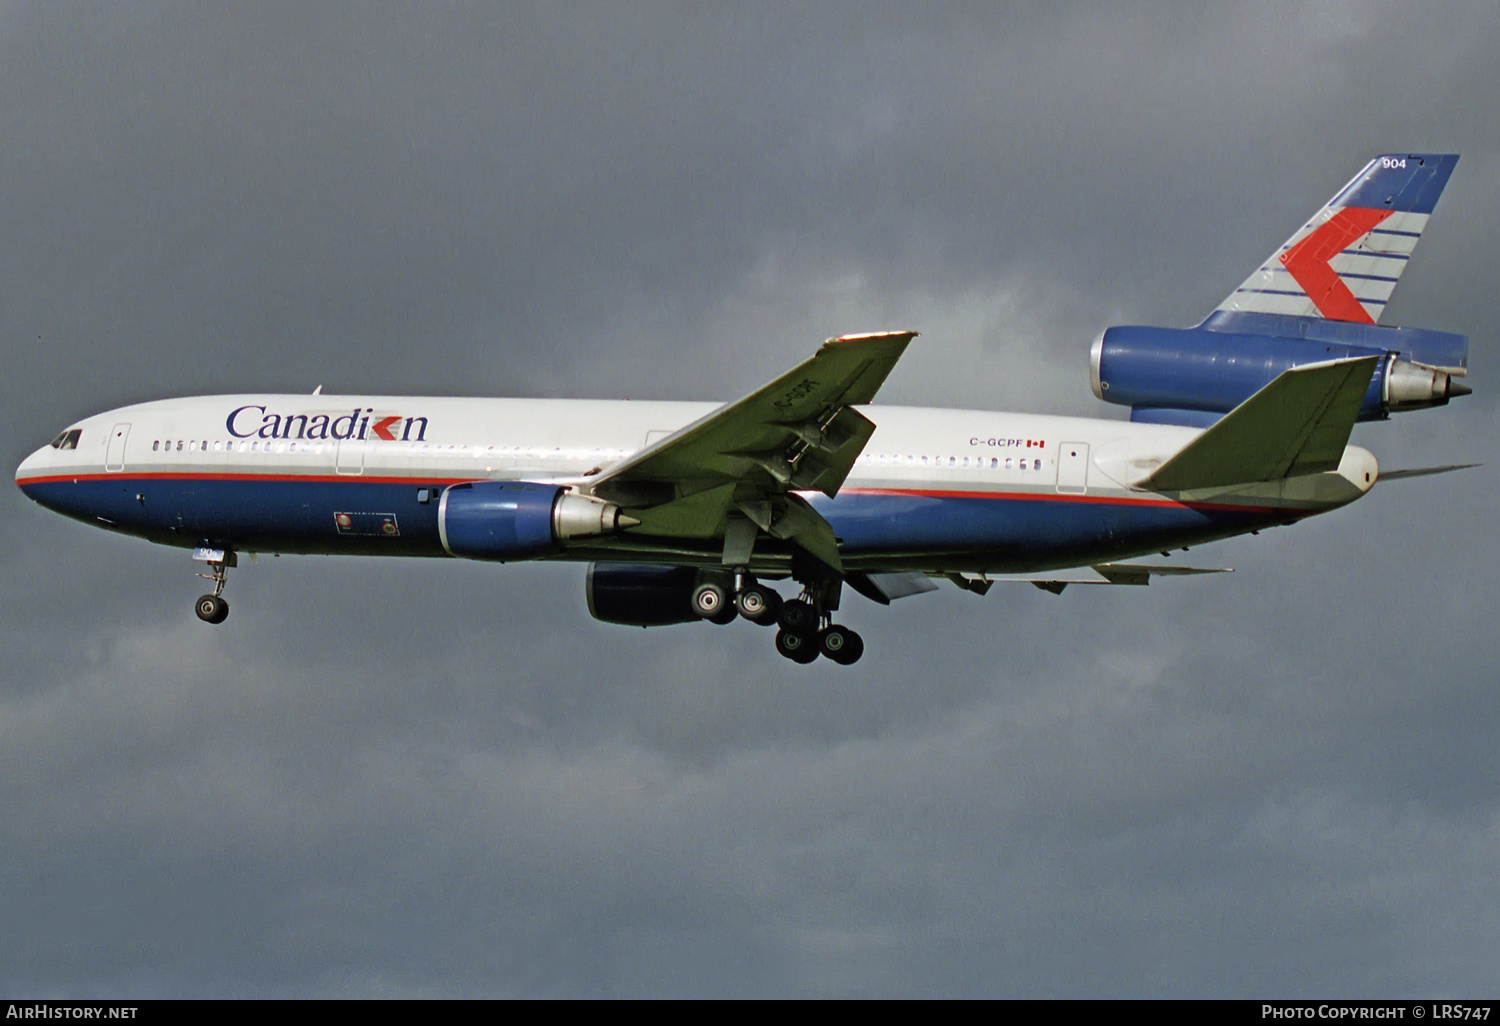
(3, 2, 1498, 997)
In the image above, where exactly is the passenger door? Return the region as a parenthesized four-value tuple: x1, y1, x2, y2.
(335, 438, 365, 475)
(1056, 442, 1089, 494)
(105, 423, 130, 472)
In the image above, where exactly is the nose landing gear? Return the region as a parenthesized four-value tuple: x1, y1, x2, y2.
(195, 593, 228, 624)
(193, 550, 235, 625)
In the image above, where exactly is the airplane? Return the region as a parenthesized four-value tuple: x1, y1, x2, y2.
(16, 154, 1474, 665)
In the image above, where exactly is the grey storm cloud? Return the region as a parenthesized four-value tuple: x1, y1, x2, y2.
(2, 1, 1499, 996)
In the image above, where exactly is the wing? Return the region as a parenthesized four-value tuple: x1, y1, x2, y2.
(587, 331, 918, 571)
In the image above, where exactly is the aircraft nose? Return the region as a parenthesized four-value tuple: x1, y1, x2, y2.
(15, 444, 63, 501)
(16, 447, 45, 489)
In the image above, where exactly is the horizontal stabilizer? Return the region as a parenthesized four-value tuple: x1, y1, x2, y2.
(1145, 356, 1378, 491)
(1379, 463, 1480, 482)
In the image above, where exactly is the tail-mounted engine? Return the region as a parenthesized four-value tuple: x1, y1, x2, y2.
(438, 481, 634, 560)
(1089, 315, 1469, 425)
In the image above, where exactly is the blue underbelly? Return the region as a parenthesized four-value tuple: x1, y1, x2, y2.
(21, 475, 449, 556)
(816, 489, 1273, 565)
(21, 475, 1280, 564)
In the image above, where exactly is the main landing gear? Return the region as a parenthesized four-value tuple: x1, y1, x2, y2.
(193, 551, 235, 625)
(691, 574, 864, 666)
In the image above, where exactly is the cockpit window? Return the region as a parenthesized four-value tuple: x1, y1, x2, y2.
(49, 429, 81, 450)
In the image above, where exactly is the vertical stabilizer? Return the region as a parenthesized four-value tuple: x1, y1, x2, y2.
(1210, 154, 1458, 328)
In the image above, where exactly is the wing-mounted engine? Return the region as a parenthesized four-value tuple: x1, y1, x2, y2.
(585, 562, 700, 626)
(438, 481, 636, 560)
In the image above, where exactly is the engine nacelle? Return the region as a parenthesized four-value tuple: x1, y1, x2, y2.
(586, 563, 700, 627)
(439, 481, 630, 560)
(1090, 318, 1469, 423)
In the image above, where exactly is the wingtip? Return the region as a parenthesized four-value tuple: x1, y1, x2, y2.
(825, 330, 919, 345)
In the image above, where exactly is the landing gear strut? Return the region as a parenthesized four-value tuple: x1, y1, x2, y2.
(193, 551, 235, 625)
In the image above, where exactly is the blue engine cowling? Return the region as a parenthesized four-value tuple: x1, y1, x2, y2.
(586, 563, 700, 627)
(439, 481, 630, 560)
(1090, 313, 1468, 424)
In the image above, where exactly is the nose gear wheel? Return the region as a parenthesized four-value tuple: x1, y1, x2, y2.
(193, 552, 234, 625)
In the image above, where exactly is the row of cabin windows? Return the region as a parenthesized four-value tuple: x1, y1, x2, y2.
(146, 439, 1046, 473)
(150, 439, 638, 458)
(861, 453, 1044, 471)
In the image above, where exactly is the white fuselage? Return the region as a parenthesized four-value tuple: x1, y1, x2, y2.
(16, 393, 1377, 575)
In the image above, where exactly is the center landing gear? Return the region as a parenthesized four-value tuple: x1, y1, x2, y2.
(774, 625, 820, 664)
(193, 551, 235, 625)
(771, 579, 864, 666)
(816, 623, 864, 665)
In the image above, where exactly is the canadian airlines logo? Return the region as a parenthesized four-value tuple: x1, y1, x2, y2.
(226, 405, 429, 442)
(1279, 207, 1392, 324)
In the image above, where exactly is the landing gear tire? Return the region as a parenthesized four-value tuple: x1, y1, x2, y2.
(736, 584, 782, 626)
(819, 625, 863, 665)
(195, 594, 229, 625)
(778, 598, 817, 635)
(775, 628, 820, 664)
(691, 582, 737, 624)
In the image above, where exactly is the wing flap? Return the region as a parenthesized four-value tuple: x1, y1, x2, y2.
(846, 571, 941, 605)
(963, 564, 1232, 595)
